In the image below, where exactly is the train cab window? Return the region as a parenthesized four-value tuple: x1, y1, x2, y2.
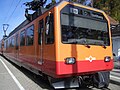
(20, 30, 25, 46)
(45, 13, 54, 44)
(38, 19, 44, 45)
(26, 25, 34, 46)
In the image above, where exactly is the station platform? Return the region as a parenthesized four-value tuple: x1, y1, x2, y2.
(0, 56, 24, 90)
(0, 56, 48, 90)
(0, 55, 120, 90)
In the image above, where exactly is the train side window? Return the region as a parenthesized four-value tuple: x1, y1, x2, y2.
(11, 37, 15, 47)
(3, 41, 5, 49)
(8, 39, 10, 48)
(38, 19, 44, 45)
(9, 38, 12, 47)
(45, 13, 54, 44)
(20, 30, 25, 46)
(15, 34, 19, 50)
(9, 38, 11, 47)
(26, 25, 34, 46)
(0, 42, 1, 49)
(6, 40, 8, 49)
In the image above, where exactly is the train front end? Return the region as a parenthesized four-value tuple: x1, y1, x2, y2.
(51, 1, 113, 89)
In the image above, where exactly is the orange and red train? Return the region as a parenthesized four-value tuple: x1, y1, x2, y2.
(0, 39, 4, 55)
(0, 1, 113, 89)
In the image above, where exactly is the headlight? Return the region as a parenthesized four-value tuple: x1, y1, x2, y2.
(65, 57, 76, 64)
(104, 56, 111, 62)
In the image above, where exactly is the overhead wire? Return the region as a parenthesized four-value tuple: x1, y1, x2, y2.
(6, 0, 22, 23)
(4, 0, 15, 23)
(0, 0, 22, 40)
(1, 0, 14, 37)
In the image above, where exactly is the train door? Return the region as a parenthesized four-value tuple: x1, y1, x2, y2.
(15, 34, 19, 59)
(38, 19, 44, 65)
(37, 13, 55, 74)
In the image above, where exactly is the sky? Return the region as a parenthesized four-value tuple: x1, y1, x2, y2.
(0, 0, 90, 40)
(0, 0, 58, 40)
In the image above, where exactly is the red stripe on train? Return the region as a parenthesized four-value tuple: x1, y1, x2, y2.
(55, 60, 113, 78)
(3, 54, 113, 78)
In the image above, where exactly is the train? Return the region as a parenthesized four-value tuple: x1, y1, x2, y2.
(0, 0, 113, 89)
(0, 39, 4, 55)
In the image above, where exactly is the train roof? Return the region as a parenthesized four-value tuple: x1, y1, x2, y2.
(7, 0, 63, 38)
(8, 6, 51, 38)
(9, 20, 29, 37)
(7, 0, 105, 38)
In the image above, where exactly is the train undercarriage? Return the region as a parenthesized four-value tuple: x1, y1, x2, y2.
(2, 54, 110, 89)
(47, 71, 110, 89)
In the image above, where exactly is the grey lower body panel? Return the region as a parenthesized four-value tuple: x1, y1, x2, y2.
(48, 76, 80, 89)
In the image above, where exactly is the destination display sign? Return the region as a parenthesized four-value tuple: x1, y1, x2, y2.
(61, 5, 105, 21)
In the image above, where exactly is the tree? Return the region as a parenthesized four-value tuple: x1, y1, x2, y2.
(94, 0, 120, 23)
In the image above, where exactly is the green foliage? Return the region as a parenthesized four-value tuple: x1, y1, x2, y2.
(52, 0, 56, 4)
(94, 0, 120, 23)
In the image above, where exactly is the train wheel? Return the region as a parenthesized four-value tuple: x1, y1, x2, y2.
(93, 71, 110, 89)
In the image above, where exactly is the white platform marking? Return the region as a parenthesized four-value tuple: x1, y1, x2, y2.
(110, 75, 120, 80)
(0, 59, 25, 90)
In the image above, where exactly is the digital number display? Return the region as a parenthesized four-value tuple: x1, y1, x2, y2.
(70, 8, 78, 14)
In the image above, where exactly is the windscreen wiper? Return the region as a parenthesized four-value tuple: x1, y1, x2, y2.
(85, 44, 91, 48)
(81, 38, 91, 48)
(101, 44, 107, 49)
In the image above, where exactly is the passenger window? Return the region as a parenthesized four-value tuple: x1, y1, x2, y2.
(45, 13, 54, 44)
(9, 38, 11, 48)
(20, 30, 25, 46)
(9, 38, 12, 47)
(6, 40, 8, 49)
(38, 19, 44, 45)
(4, 41, 6, 48)
(11, 37, 15, 47)
(0, 42, 1, 49)
(15, 34, 19, 50)
(26, 25, 34, 46)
